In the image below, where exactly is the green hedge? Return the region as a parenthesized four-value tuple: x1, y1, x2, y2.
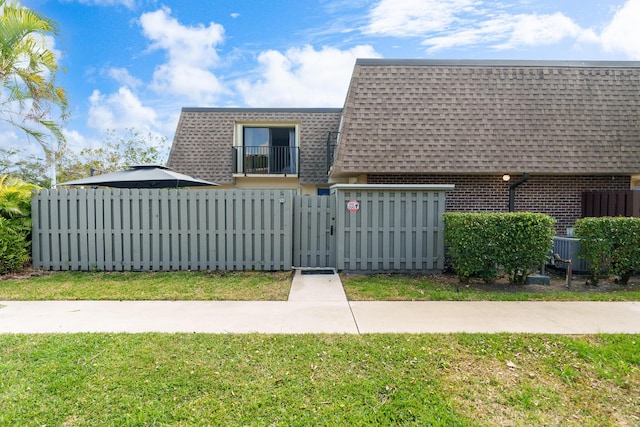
(444, 212, 556, 285)
(575, 217, 640, 285)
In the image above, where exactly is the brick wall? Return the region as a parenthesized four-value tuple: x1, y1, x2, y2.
(367, 174, 630, 234)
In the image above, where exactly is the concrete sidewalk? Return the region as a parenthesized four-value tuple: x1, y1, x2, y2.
(1, 270, 639, 334)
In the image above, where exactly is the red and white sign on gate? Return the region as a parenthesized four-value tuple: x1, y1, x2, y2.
(346, 199, 360, 213)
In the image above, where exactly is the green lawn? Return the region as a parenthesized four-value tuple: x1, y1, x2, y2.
(1, 333, 638, 426)
(2, 270, 640, 301)
(341, 273, 640, 301)
(0, 271, 292, 301)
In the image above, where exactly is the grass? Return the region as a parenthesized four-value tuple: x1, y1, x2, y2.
(0, 271, 292, 301)
(2, 269, 640, 302)
(0, 333, 638, 426)
(341, 273, 640, 302)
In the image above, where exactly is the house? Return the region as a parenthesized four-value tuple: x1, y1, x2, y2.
(167, 59, 640, 234)
(167, 108, 341, 195)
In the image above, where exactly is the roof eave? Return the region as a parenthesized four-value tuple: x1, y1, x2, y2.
(355, 58, 640, 68)
(330, 169, 639, 177)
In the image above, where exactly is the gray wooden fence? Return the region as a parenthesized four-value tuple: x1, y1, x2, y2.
(332, 185, 452, 272)
(32, 185, 453, 272)
(32, 189, 293, 271)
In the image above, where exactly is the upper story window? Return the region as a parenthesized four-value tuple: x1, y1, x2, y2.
(233, 124, 299, 175)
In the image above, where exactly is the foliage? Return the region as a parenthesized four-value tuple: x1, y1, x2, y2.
(0, 217, 29, 273)
(575, 217, 640, 285)
(498, 213, 556, 284)
(0, 174, 38, 231)
(0, 174, 39, 273)
(0, 146, 50, 187)
(0, 129, 169, 187)
(444, 212, 556, 285)
(0, 0, 68, 180)
(1, 334, 638, 425)
(56, 128, 168, 184)
(444, 213, 499, 282)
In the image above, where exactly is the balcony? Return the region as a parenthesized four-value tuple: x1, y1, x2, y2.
(233, 146, 299, 175)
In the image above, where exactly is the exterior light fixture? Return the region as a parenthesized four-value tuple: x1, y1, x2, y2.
(502, 174, 511, 182)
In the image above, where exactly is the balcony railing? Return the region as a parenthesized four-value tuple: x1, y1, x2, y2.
(326, 131, 339, 173)
(233, 146, 299, 175)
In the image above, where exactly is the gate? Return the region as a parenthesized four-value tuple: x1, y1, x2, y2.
(293, 195, 336, 267)
(333, 184, 451, 272)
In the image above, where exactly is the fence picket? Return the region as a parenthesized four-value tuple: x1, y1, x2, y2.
(50, 189, 61, 269)
(280, 192, 291, 270)
(262, 195, 272, 270)
(214, 191, 226, 270)
(252, 194, 263, 269)
(103, 190, 113, 270)
(112, 189, 123, 271)
(195, 191, 207, 270)
(31, 190, 42, 269)
(415, 192, 424, 270)
(243, 194, 253, 270)
(272, 194, 280, 270)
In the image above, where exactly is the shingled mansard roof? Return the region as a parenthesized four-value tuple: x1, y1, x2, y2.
(331, 59, 640, 177)
(167, 108, 342, 185)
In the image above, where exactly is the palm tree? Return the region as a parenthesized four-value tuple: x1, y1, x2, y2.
(0, 174, 38, 273)
(0, 173, 39, 231)
(0, 0, 68, 187)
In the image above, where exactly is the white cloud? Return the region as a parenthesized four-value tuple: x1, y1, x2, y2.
(230, 13, 240, 19)
(0, 126, 20, 147)
(0, 121, 53, 159)
(139, 7, 226, 103)
(600, 0, 640, 59)
(366, 0, 602, 54)
(501, 13, 583, 47)
(364, 0, 478, 37)
(150, 63, 225, 105)
(236, 45, 380, 108)
(87, 87, 158, 132)
(421, 11, 593, 52)
(106, 67, 143, 89)
(74, 0, 136, 9)
(44, 35, 64, 64)
(421, 17, 507, 51)
(62, 128, 99, 152)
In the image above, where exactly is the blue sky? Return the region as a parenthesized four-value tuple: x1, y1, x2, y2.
(9, 0, 640, 160)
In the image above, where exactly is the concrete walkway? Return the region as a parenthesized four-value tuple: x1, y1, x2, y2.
(1, 270, 639, 334)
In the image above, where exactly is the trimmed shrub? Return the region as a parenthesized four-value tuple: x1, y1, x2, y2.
(444, 212, 556, 285)
(575, 217, 640, 285)
(443, 213, 499, 283)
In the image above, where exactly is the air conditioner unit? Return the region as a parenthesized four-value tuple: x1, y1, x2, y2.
(552, 237, 589, 273)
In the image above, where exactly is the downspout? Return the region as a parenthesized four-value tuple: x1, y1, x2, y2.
(508, 173, 529, 212)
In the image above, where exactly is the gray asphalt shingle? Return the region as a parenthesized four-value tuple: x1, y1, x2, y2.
(331, 59, 640, 177)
